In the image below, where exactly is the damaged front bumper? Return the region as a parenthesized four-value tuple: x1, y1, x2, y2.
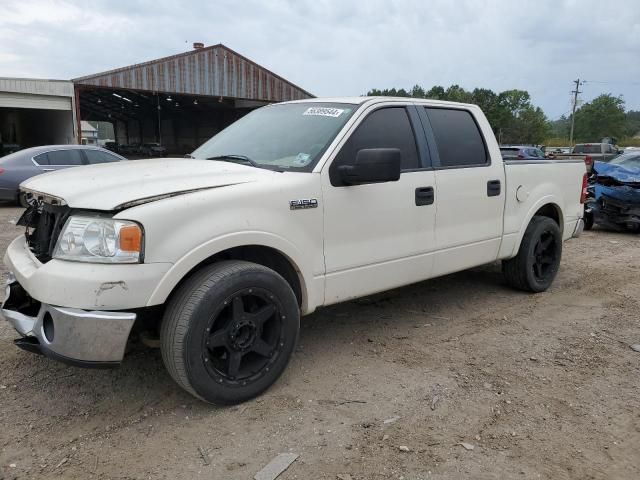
(593, 194, 640, 230)
(1, 273, 136, 367)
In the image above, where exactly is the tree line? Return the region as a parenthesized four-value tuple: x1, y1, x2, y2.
(549, 95, 640, 145)
(367, 85, 640, 146)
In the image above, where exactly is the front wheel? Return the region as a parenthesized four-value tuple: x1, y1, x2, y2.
(160, 260, 300, 405)
(502, 216, 562, 292)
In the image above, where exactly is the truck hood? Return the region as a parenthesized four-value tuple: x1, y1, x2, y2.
(20, 158, 275, 210)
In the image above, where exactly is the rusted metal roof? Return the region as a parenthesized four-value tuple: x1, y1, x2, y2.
(73, 44, 313, 102)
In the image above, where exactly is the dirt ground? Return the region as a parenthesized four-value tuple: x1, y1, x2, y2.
(0, 203, 638, 480)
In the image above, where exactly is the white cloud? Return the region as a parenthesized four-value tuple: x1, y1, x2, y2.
(0, 0, 638, 117)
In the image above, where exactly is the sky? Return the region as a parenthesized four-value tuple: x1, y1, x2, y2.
(1, 0, 639, 118)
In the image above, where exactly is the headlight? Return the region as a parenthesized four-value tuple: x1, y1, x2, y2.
(53, 216, 143, 263)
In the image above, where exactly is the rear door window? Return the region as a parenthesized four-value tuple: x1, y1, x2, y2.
(425, 108, 488, 167)
(46, 149, 84, 166)
(84, 149, 122, 164)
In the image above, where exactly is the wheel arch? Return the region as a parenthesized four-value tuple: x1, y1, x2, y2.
(511, 197, 564, 258)
(148, 234, 313, 313)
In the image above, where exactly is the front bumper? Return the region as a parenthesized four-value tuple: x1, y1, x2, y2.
(1, 273, 136, 366)
(4, 235, 171, 310)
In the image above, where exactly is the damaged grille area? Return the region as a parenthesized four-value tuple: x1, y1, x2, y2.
(596, 194, 640, 229)
(17, 201, 71, 263)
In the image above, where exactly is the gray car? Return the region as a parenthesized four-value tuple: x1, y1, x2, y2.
(0, 145, 126, 205)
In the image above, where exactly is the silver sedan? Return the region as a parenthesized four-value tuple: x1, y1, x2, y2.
(0, 145, 126, 205)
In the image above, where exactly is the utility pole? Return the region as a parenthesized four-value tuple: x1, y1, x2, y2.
(569, 79, 582, 147)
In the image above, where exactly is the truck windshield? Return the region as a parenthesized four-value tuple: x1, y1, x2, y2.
(191, 102, 357, 171)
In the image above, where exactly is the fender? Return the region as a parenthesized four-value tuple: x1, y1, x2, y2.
(503, 194, 563, 259)
(146, 230, 321, 314)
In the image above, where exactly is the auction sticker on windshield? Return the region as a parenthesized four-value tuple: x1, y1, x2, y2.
(303, 107, 345, 117)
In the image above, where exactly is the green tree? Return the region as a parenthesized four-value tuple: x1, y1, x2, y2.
(549, 116, 570, 139)
(410, 84, 426, 98)
(573, 94, 626, 142)
(366, 84, 550, 143)
(624, 110, 640, 137)
(502, 106, 550, 144)
(425, 86, 446, 100)
(444, 85, 472, 103)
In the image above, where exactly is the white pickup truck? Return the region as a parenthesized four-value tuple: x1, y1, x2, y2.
(1, 97, 587, 404)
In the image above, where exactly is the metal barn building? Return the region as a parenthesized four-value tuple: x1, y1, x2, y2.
(72, 43, 314, 154)
(0, 78, 77, 155)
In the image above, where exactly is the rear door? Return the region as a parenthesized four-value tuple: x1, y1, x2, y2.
(419, 106, 505, 277)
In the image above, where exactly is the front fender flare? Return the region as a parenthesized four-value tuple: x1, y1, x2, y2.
(146, 231, 317, 313)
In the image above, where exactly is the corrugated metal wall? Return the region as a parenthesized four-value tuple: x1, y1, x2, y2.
(0, 78, 74, 97)
(74, 45, 312, 102)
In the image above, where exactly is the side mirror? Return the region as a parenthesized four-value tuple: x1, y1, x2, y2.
(338, 148, 401, 185)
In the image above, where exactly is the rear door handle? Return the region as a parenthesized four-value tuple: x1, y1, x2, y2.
(487, 180, 501, 197)
(415, 186, 434, 206)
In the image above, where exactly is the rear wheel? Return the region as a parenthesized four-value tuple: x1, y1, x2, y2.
(502, 216, 562, 292)
(160, 260, 300, 405)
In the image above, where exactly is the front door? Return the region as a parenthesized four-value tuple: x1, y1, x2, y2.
(322, 104, 437, 305)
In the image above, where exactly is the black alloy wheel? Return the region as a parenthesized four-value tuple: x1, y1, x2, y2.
(203, 289, 284, 385)
(502, 216, 562, 292)
(160, 260, 300, 405)
(531, 229, 558, 283)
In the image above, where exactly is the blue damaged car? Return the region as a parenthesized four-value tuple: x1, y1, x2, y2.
(584, 152, 640, 232)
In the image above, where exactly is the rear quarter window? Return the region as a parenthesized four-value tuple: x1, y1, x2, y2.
(33, 153, 50, 165)
(425, 108, 488, 167)
(84, 149, 122, 164)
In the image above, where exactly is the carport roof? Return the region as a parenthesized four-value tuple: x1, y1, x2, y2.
(73, 44, 314, 103)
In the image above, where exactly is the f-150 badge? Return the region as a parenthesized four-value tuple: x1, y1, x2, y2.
(290, 198, 318, 210)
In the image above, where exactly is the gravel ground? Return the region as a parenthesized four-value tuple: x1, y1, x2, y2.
(0, 202, 638, 480)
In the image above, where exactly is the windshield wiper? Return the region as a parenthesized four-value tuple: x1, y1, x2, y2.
(205, 154, 260, 168)
(204, 154, 284, 172)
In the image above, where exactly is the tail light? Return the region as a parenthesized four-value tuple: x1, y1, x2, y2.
(580, 173, 588, 204)
(584, 155, 593, 167)
(0, 168, 5, 175)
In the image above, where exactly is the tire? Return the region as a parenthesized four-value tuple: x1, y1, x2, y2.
(17, 192, 28, 208)
(502, 216, 562, 293)
(160, 260, 300, 405)
(583, 210, 594, 231)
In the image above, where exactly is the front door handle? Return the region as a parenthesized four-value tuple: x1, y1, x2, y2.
(487, 180, 501, 197)
(415, 186, 434, 206)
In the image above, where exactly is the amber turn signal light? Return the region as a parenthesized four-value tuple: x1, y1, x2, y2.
(119, 225, 142, 252)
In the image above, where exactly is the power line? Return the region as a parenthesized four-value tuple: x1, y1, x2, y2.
(583, 79, 640, 86)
